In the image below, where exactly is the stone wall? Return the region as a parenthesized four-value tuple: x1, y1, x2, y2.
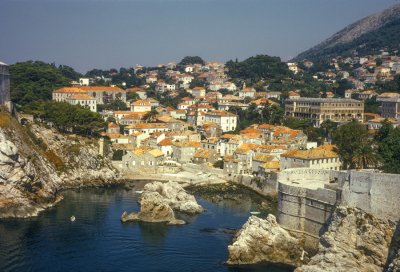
(0, 62, 10, 105)
(228, 174, 278, 197)
(276, 168, 400, 250)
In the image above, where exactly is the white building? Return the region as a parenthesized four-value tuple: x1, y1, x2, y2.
(131, 99, 152, 112)
(204, 110, 237, 132)
(65, 94, 97, 112)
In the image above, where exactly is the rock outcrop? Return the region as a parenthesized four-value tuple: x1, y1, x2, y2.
(296, 207, 396, 272)
(0, 112, 119, 218)
(121, 181, 203, 225)
(227, 215, 305, 267)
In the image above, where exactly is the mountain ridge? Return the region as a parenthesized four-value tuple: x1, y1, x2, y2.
(295, 3, 400, 61)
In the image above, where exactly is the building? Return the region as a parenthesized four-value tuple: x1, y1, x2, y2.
(285, 98, 364, 127)
(0, 61, 10, 105)
(204, 110, 237, 132)
(130, 99, 152, 112)
(280, 144, 341, 170)
(122, 148, 165, 173)
(377, 93, 400, 119)
(172, 141, 201, 163)
(125, 123, 169, 135)
(65, 94, 97, 112)
(53, 86, 126, 105)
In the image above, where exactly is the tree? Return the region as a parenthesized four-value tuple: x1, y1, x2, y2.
(375, 121, 400, 173)
(179, 56, 205, 66)
(332, 120, 376, 169)
(143, 109, 159, 122)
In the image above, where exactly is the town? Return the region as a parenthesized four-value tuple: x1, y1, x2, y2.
(44, 50, 400, 179)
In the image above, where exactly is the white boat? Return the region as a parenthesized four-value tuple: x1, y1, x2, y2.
(135, 190, 143, 194)
(250, 211, 261, 215)
(70, 216, 76, 222)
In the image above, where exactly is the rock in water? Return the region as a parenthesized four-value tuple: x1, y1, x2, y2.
(295, 206, 396, 272)
(121, 181, 203, 225)
(143, 181, 204, 214)
(227, 214, 304, 267)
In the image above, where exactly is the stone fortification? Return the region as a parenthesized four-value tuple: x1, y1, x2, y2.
(277, 168, 400, 250)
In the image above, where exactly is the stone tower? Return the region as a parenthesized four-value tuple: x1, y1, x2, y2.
(0, 61, 10, 105)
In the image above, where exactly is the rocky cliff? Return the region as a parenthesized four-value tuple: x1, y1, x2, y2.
(296, 207, 396, 272)
(0, 112, 119, 218)
(227, 215, 305, 267)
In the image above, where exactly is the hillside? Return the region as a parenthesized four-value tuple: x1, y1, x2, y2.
(295, 4, 400, 61)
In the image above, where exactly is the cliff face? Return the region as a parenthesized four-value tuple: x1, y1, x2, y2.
(0, 112, 118, 218)
(296, 207, 396, 272)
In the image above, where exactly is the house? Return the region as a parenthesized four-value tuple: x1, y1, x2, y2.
(288, 90, 300, 99)
(193, 149, 218, 164)
(167, 131, 201, 142)
(204, 110, 237, 132)
(172, 141, 201, 163)
(287, 63, 299, 74)
(148, 132, 166, 148)
(280, 144, 341, 170)
(358, 90, 377, 100)
(52, 87, 88, 102)
(125, 123, 169, 135)
(119, 112, 145, 125)
(201, 123, 222, 138)
(157, 138, 174, 157)
(146, 75, 158, 84)
(238, 88, 256, 99)
(122, 148, 165, 173)
(367, 117, 399, 130)
(156, 81, 176, 92)
(107, 122, 120, 134)
(251, 154, 277, 174)
(170, 109, 187, 120)
(126, 87, 147, 100)
(156, 115, 188, 131)
(130, 132, 150, 147)
(130, 99, 152, 112)
(377, 93, 400, 119)
(191, 87, 206, 97)
(65, 94, 97, 112)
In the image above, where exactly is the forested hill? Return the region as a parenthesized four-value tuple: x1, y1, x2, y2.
(294, 4, 400, 61)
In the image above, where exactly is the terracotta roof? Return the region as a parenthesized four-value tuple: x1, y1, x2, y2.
(206, 110, 236, 117)
(132, 99, 151, 106)
(173, 141, 201, 148)
(148, 149, 164, 158)
(108, 122, 119, 129)
(281, 145, 338, 160)
(67, 94, 96, 100)
(158, 138, 173, 146)
(253, 153, 274, 162)
(80, 86, 124, 92)
(126, 87, 145, 92)
(194, 148, 213, 158)
(126, 123, 168, 129)
(54, 87, 87, 94)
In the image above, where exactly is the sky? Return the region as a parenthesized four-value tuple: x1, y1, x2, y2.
(0, 0, 398, 73)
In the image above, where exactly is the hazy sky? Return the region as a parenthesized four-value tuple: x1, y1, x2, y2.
(0, 0, 398, 73)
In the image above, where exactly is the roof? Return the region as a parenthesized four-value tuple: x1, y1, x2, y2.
(194, 148, 214, 158)
(173, 141, 201, 148)
(0, 61, 8, 66)
(79, 86, 124, 92)
(148, 149, 164, 158)
(66, 94, 96, 100)
(281, 144, 338, 160)
(126, 123, 168, 129)
(253, 153, 274, 162)
(132, 99, 151, 106)
(260, 160, 280, 170)
(126, 87, 145, 92)
(108, 122, 119, 129)
(54, 87, 87, 94)
(287, 97, 361, 103)
(158, 138, 173, 146)
(206, 110, 236, 117)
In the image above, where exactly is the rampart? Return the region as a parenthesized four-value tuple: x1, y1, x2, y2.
(277, 168, 400, 250)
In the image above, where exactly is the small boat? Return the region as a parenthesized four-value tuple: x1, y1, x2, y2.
(70, 216, 76, 222)
(250, 211, 261, 215)
(135, 190, 143, 194)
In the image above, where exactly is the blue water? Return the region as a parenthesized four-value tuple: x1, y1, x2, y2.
(0, 185, 293, 272)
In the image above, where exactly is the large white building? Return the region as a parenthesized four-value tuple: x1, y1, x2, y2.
(204, 110, 237, 132)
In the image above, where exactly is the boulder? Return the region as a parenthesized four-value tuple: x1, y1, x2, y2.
(295, 207, 396, 272)
(227, 214, 305, 267)
(121, 181, 203, 225)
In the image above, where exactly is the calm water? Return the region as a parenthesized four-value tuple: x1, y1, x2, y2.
(0, 185, 293, 272)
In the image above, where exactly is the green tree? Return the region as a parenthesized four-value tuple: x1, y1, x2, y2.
(179, 56, 205, 66)
(332, 120, 376, 169)
(375, 121, 400, 173)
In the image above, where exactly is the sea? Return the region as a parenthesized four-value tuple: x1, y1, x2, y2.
(0, 185, 293, 272)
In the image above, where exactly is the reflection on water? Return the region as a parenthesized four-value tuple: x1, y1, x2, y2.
(0, 185, 292, 272)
